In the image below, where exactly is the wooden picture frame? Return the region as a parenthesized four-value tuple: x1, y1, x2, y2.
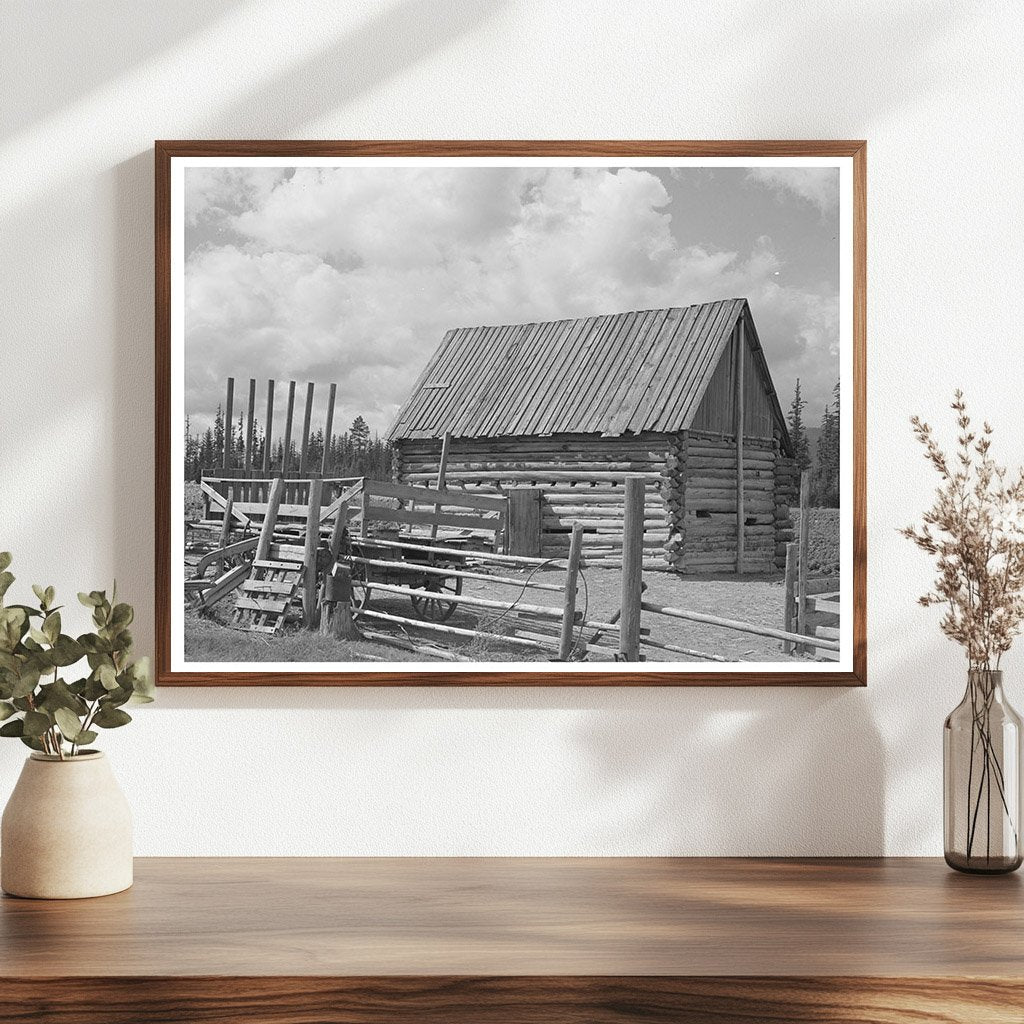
(156, 140, 866, 686)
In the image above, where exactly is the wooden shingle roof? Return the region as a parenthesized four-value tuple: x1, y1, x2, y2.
(389, 298, 785, 441)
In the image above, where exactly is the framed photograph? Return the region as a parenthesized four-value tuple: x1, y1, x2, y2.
(156, 141, 865, 686)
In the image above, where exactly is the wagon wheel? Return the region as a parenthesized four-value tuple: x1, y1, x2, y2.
(410, 574, 462, 622)
(349, 564, 375, 619)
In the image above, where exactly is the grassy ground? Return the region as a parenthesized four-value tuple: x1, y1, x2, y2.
(792, 507, 841, 575)
(185, 609, 426, 663)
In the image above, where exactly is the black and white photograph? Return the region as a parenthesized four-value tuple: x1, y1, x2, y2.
(162, 147, 860, 681)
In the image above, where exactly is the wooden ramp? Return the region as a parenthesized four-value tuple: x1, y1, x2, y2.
(232, 558, 303, 634)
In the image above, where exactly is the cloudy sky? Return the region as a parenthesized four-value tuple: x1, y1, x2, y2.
(184, 163, 839, 438)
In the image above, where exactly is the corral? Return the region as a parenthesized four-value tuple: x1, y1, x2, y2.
(181, 299, 841, 665)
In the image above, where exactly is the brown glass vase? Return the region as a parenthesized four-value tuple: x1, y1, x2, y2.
(944, 669, 1022, 873)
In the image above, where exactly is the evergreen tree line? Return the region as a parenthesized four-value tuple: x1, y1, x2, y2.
(787, 379, 840, 508)
(184, 406, 393, 482)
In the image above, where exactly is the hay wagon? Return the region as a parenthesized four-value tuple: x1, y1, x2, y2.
(347, 536, 470, 623)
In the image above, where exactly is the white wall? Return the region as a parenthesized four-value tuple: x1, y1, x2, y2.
(1, 0, 1022, 856)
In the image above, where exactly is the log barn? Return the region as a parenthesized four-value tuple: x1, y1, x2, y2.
(388, 298, 798, 573)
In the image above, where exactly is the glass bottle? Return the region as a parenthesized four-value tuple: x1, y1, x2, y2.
(944, 669, 1022, 873)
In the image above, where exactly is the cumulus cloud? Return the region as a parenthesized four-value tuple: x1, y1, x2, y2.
(184, 166, 839, 436)
(746, 167, 839, 215)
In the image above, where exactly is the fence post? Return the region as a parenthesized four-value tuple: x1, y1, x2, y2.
(360, 483, 370, 539)
(222, 377, 235, 471)
(320, 564, 361, 641)
(262, 379, 275, 474)
(244, 377, 256, 473)
(430, 431, 452, 545)
(797, 470, 811, 654)
(319, 500, 348, 613)
(782, 541, 797, 655)
(619, 475, 645, 661)
(282, 380, 296, 478)
(218, 485, 234, 561)
(321, 382, 337, 477)
(558, 522, 584, 660)
(298, 381, 315, 476)
(734, 318, 746, 574)
(255, 476, 285, 562)
(303, 476, 323, 629)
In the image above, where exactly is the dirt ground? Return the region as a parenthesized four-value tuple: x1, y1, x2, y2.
(433, 565, 801, 663)
(184, 558, 813, 665)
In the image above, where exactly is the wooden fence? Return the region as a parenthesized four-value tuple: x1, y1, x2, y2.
(617, 476, 840, 663)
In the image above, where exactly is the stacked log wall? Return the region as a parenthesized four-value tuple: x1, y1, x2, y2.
(773, 455, 799, 570)
(394, 434, 674, 568)
(669, 430, 778, 574)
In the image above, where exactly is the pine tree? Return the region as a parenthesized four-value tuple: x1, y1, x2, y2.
(184, 415, 200, 481)
(213, 404, 225, 468)
(811, 380, 841, 508)
(787, 379, 811, 473)
(350, 415, 370, 456)
(199, 427, 216, 474)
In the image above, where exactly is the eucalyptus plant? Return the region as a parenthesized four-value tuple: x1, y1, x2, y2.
(0, 552, 153, 759)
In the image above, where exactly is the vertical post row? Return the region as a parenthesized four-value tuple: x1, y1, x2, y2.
(619, 475, 645, 661)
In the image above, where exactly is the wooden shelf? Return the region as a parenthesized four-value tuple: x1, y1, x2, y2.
(2, 857, 1022, 1022)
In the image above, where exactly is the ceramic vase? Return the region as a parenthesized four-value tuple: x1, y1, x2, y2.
(1, 751, 133, 898)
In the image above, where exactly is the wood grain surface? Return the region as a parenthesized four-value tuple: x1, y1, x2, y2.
(2, 857, 1022, 1021)
(155, 139, 867, 688)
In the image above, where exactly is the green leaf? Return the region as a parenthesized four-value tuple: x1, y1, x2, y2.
(50, 635, 85, 667)
(32, 584, 50, 609)
(0, 606, 27, 652)
(22, 710, 51, 738)
(36, 678, 88, 716)
(74, 730, 97, 747)
(98, 663, 118, 690)
(110, 603, 133, 629)
(11, 666, 41, 699)
(83, 674, 108, 701)
(0, 571, 14, 602)
(19, 734, 45, 752)
(0, 700, 15, 721)
(53, 707, 85, 742)
(78, 633, 111, 655)
(105, 684, 132, 708)
(0, 718, 24, 737)
(93, 705, 131, 729)
(28, 626, 49, 646)
(78, 591, 99, 608)
(127, 656, 155, 703)
(42, 611, 60, 644)
(0, 552, 11, 573)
